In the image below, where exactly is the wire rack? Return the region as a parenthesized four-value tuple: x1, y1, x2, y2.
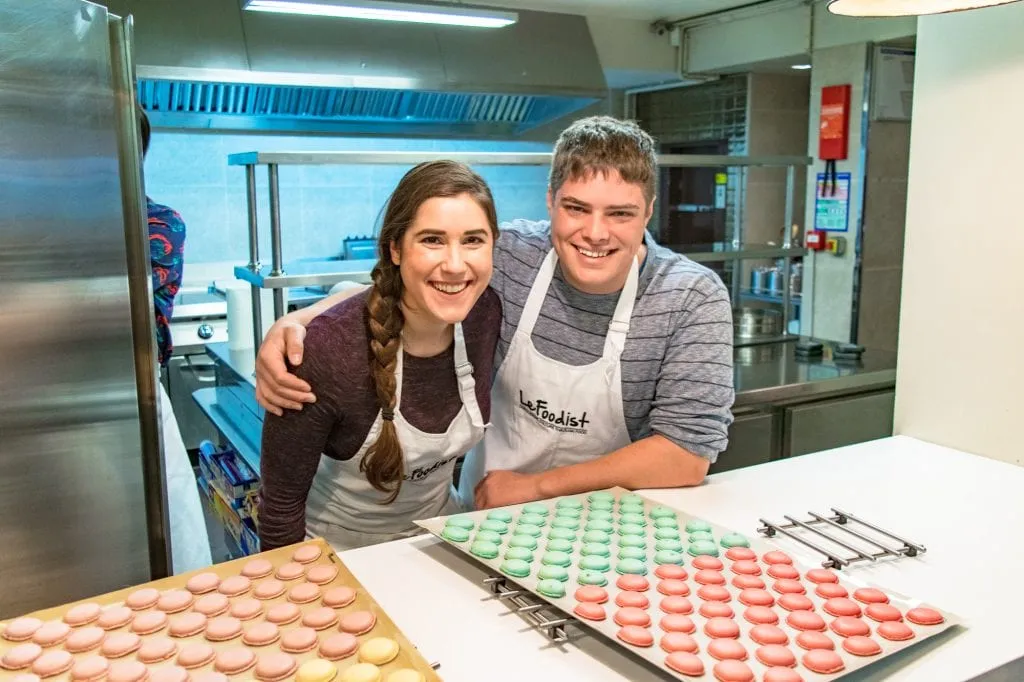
(757, 507, 927, 570)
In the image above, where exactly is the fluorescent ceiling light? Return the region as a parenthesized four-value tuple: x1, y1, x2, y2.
(243, 0, 518, 27)
(791, 64, 812, 70)
(827, 0, 1022, 16)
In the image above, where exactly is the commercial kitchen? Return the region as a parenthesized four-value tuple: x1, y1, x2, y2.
(1, 0, 1022, 681)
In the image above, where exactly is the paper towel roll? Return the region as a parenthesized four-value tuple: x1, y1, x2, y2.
(226, 285, 276, 350)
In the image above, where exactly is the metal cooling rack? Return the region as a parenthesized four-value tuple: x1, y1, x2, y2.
(757, 507, 927, 570)
(483, 576, 574, 644)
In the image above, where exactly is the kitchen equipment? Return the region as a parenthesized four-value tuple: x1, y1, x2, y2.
(734, 307, 784, 340)
(104, 0, 606, 137)
(164, 354, 220, 452)
(790, 260, 803, 295)
(758, 507, 925, 570)
(418, 488, 959, 682)
(0, 538, 440, 681)
(0, 0, 168, 617)
(749, 267, 767, 295)
(343, 235, 378, 261)
(169, 290, 229, 356)
(767, 266, 783, 295)
(164, 290, 229, 451)
(225, 284, 276, 351)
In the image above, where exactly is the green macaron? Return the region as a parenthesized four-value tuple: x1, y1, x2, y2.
(480, 519, 509, 534)
(577, 570, 608, 586)
(538, 565, 569, 582)
(684, 519, 712, 534)
(720, 532, 750, 548)
(536, 579, 566, 599)
(505, 547, 534, 562)
(500, 558, 531, 578)
(687, 539, 720, 557)
(470, 540, 499, 559)
(546, 538, 574, 553)
(616, 558, 648, 575)
(441, 526, 470, 543)
(446, 515, 475, 530)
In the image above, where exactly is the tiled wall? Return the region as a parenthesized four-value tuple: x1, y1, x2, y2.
(743, 72, 811, 331)
(142, 133, 553, 265)
(634, 75, 749, 241)
(744, 73, 810, 247)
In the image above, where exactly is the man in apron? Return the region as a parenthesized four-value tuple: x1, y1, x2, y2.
(254, 116, 736, 510)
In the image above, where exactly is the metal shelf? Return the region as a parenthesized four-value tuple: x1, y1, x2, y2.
(739, 290, 803, 305)
(234, 260, 375, 289)
(192, 387, 261, 474)
(682, 246, 806, 263)
(231, 150, 812, 347)
(228, 150, 812, 168)
(234, 252, 806, 290)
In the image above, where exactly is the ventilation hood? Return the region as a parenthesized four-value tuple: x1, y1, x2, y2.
(105, 0, 607, 137)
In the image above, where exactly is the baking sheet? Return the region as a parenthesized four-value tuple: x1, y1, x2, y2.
(0, 537, 440, 681)
(417, 487, 960, 681)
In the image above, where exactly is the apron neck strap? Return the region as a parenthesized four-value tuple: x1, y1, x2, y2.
(603, 254, 640, 357)
(517, 248, 641, 358)
(393, 323, 484, 426)
(516, 248, 558, 337)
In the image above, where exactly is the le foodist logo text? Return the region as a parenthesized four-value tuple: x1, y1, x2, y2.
(518, 391, 589, 434)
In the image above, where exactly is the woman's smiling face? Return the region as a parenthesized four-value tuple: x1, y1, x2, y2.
(391, 193, 495, 326)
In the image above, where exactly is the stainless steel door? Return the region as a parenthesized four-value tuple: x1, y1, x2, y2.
(0, 0, 166, 617)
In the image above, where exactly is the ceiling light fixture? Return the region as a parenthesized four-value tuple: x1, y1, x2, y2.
(791, 64, 812, 70)
(243, 0, 518, 28)
(827, 0, 1022, 16)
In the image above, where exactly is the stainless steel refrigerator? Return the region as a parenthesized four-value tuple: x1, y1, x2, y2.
(0, 0, 169, 617)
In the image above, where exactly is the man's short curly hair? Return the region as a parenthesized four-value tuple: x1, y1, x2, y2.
(549, 116, 658, 203)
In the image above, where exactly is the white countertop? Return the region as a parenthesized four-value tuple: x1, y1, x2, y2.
(337, 436, 1024, 682)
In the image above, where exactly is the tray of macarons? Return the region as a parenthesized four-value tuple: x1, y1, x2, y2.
(0, 538, 438, 682)
(417, 487, 960, 682)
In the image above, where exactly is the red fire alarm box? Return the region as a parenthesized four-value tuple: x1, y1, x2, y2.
(819, 84, 851, 161)
(806, 229, 828, 251)
(818, 84, 851, 196)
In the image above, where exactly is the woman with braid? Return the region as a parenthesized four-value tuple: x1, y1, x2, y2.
(258, 161, 501, 551)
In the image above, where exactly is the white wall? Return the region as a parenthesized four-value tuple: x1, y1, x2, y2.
(894, 2, 1024, 466)
(812, 10, 916, 50)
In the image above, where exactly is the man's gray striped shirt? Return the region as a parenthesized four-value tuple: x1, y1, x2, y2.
(491, 219, 735, 462)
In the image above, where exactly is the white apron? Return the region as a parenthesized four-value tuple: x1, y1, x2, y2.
(306, 323, 485, 551)
(158, 383, 213, 573)
(456, 249, 639, 509)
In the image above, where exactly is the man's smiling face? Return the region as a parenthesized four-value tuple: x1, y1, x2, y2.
(548, 168, 654, 295)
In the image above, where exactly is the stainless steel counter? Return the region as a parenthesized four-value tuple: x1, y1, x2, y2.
(732, 340, 896, 408)
(197, 338, 897, 475)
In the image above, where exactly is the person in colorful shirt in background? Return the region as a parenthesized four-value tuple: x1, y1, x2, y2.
(140, 111, 186, 365)
(139, 107, 212, 573)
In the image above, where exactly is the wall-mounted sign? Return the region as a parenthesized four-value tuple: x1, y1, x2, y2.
(814, 172, 851, 232)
